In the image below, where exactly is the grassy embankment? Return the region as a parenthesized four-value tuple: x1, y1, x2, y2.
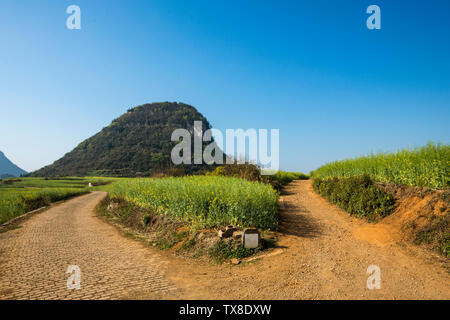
(98, 169, 306, 262)
(311, 143, 449, 256)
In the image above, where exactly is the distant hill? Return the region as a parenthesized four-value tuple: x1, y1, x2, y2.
(0, 151, 28, 178)
(31, 102, 219, 177)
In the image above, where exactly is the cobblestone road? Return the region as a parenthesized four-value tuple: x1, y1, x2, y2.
(0, 192, 176, 300)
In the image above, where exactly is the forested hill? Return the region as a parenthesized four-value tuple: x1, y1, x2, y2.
(31, 102, 217, 177)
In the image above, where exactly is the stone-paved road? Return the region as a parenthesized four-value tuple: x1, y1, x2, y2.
(0, 192, 176, 300)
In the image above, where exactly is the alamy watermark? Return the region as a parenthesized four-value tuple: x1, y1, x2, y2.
(66, 5, 381, 31)
(66, 265, 81, 290)
(366, 5, 381, 30)
(366, 265, 381, 290)
(171, 121, 279, 175)
(66, 5, 81, 30)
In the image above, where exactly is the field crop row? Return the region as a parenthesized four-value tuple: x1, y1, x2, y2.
(0, 188, 89, 224)
(312, 143, 449, 189)
(107, 176, 280, 229)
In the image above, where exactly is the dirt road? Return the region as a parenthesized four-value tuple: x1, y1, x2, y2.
(167, 180, 450, 299)
(0, 181, 449, 300)
(0, 192, 176, 299)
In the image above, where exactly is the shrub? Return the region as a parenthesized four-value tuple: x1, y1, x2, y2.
(205, 163, 263, 182)
(312, 175, 395, 222)
(154, 231, 187, 250)
(142, 214, 151, 226)
(414, 215, 450, 257)
(207, 240, 258, 263)
(266, 171, 309, 191)
(206, 163, 308, 191)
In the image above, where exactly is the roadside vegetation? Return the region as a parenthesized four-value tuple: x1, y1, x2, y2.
(311, 143, 449, 189)
(0, 177, 112, 224)
(414, 214, 449, 257)
(207, 238, 272, 264)
(0, 188, 88, 224)
(205, 163, 308, 191)
(311, 143, 449, 257)
(312, 175, 395, 222)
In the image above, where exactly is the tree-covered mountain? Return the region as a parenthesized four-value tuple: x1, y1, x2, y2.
(0, 151, 27, 178)
(31, 102, 219, 177)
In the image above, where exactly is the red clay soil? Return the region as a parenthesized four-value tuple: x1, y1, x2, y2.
(160, 180, 449, 299)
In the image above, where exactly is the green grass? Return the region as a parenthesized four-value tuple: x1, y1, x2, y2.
(0, 176, 115, 189)
(0, 188, 88, 224)
(154, 231, 187, 250)
(106, 175, 280, 229)
(208, 240, 257, 263)
(0, 177, 115, 224)
(311, 142, 449, 189)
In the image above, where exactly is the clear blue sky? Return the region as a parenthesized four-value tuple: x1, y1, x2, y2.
(0, 0, 449, 173)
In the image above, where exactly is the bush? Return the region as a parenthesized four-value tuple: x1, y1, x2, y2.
(142, 214, 151, 226)
(205, 163, 263, 182)
(206, 164, 308, 191)
(266, 171, 309, 191)
(208, 240, 258, 263)
(154, 231, 187, 250)
(312, 175, 395, 222)
(414, 215, 450, 257)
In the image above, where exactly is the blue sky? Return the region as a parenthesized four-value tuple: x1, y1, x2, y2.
(0, 0, 449, 173)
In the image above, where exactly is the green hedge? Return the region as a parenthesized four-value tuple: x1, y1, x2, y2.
(312, 175, 395, 222)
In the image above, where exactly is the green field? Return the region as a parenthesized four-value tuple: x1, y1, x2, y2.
(267, 171, 309, 186)
(0, 177, 114, 224)
(311, 143, 449, 189)
(106, 176, 280, 229)
(0, 173, 292, 228)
